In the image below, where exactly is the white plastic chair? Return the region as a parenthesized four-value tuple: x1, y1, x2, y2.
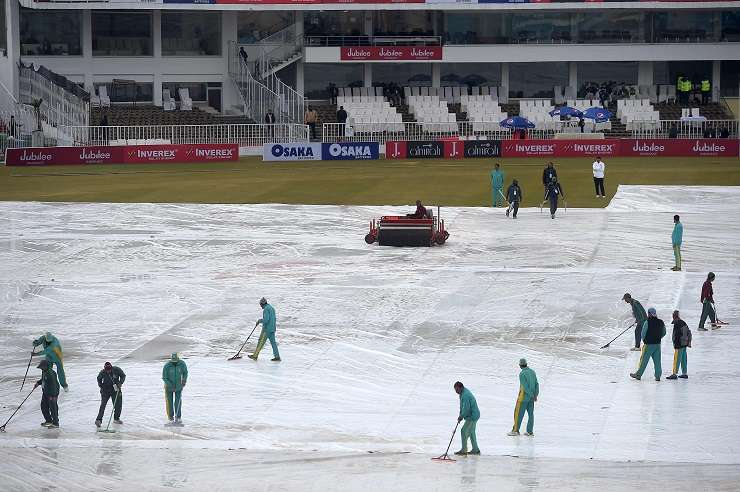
(162, 89, 176, 111)
(178, 88, 193, 111)
(99, 86, 111, 108)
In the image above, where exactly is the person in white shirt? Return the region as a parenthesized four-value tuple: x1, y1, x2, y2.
(592, 156, 606, 198)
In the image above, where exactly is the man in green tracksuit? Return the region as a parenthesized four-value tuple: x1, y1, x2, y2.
(630, 307, 666, 381)
(490, 163, 505, 208)
(623, 293, 647, 351)
(32, 332, 68, 391)
(454, 381, 480, 456)
(671, 214, 683, 271)
(34, 359, 60, 428)
(162, 352, 188, 423)
(249, 297, 280, 361)
(508, 358, 539, 437)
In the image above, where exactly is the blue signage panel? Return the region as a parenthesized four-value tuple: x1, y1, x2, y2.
(321, 142, 380, 160)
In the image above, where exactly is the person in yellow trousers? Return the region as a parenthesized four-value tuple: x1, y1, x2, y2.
(508, 358, 539, 437)
(248, 297, 281, 362)
(667, 310, 691, 380)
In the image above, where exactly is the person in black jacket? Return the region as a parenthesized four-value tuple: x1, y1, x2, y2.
(34, 359, 60, 428)
(264, 109, 276, 141)
(506, 179, 522, 219)
(95, 362, 126, 427)
(667, 310, 691, 380)
(544, 177, 565, 219)
(630, 307, 666, 381)
(336, 106, 348, 138)
(542, 162, 557, 189)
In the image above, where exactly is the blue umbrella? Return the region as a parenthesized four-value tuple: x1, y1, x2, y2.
(583, 107, 612, 123)
(549, 106, 582, 118)
(500, 116, 535, 129)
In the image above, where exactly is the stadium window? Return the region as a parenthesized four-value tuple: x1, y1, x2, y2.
(373, 11, 437, 37)
(305, 11, 365, 37)
(238, 12, 295, 43)
(304, 63, 363, 99)
(373, 63, 432, 88)
(443, 12, 507, 45)
(652, 11, 717, 43)
(654, 61, 712, 87)
(508, 62, 568, 99)
(720, 60, 740, 97)
(440, 63, 501, 88)
(574, 11, 645, 44)
(95, 82, 153, 103)
(19, 8, 82, 56)
(92, 12, 152, 56)
(0, 1, 6, 56)
(576, 62, 638, 97)
(721, 11, 740, 42)
(162, 83, 207, 102)
(162, 12, 221, 56)
(510, 12, 571, 44)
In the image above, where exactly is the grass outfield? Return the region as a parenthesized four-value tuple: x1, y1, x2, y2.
(1, 156, 740, 207)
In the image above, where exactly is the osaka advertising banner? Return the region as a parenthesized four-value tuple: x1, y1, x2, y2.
(322, 142, 379, 160)
(263, 142, 322, 161)
(5, 144, 238, 166)
(341, 47, 442, 62)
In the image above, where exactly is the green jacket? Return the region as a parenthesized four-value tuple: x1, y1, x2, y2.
(490, 170, 505, 189)
(162, 360, 188, 391)
(459, 387, 480, 421)
(259, 303, 276, 335)
(519, 367, 539, 400)
(33, 334, 64, 363)
(631, 299, 647, 324)
(37, 368, 60, 397)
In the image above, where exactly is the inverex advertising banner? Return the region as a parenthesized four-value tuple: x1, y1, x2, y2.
(341, 46, 442, 61)
(501, 139, 620, 158)
(217, 0, 422, 4)
(263, 142, 322, 161)
(322, 142, 379, 160)
(5, 144, 238, 166)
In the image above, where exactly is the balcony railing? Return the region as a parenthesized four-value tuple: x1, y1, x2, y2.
(306, 36, 441, 47)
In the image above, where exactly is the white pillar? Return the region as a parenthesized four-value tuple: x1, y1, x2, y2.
(296, 60, 305, 94)
(0, 0, 21, 95)
(82, 10, 93, 91)
(432, 63, 440, 88)
(221, 11, 240, 111)
(364, 11, 372, 36)
(637, 61, 653, 86)
(712, 60, 721, 103)
(152, 10, 162, 106)
(363, 63, 372, 87)
(568, 61, 577, 90)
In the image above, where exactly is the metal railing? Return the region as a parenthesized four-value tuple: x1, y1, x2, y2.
(630, 119, 739, 139)
(19, 64, 89, 128)
(1, 80, 38, 160)
(305, 35, 441, 47)
(229, 41, 305, 127)
(322, 122, 559, 144)
(57, 123, 309, 148)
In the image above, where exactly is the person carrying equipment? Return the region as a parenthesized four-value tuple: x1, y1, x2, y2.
(508, 358, 539, 437)
(542, 162, 557, 189)
(630, 307, 666, 381)
(622, 293, 647, 351)
(95, 362, 126, 427)
(490, 164, 505, 208)
(34, 359, 60, 428)
(453, 381, 480, 456)
(506, 179, 522, 219)
(544, 177, 565, 219)
(667, 310, 691, 380)
(248, 298, 281, 361)
(698, 272, 717, 331)
(32, 332, 68, 391)
(162, 353, 188, 424)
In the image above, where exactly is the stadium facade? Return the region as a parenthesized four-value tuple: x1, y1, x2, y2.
(1, 0, 739, 117)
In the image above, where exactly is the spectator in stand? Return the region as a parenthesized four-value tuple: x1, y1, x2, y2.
(578, 117, 585, 133)
(628, 86, 636, 99)
(304, 106, 318, 140)
(330, 84, 339, 105)
(9, 115, 17, 138)
(336, 105, 348, 139)
(265, 109, 276, 141)
(701, 78, 711, 105)
(592, 156, 606, 198)
(598, 87, 608, 108)
(100, 112, 109, 144)
(239, 47, 248, 66)
(518, 129, 526, 140)
(668, 124, 679, 138)
(719, 125, 730, 138)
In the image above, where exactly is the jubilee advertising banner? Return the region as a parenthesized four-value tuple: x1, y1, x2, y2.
(5, 144, 239, 166)
(340, 46, 443, 61)
(621, 139, 739, 157)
